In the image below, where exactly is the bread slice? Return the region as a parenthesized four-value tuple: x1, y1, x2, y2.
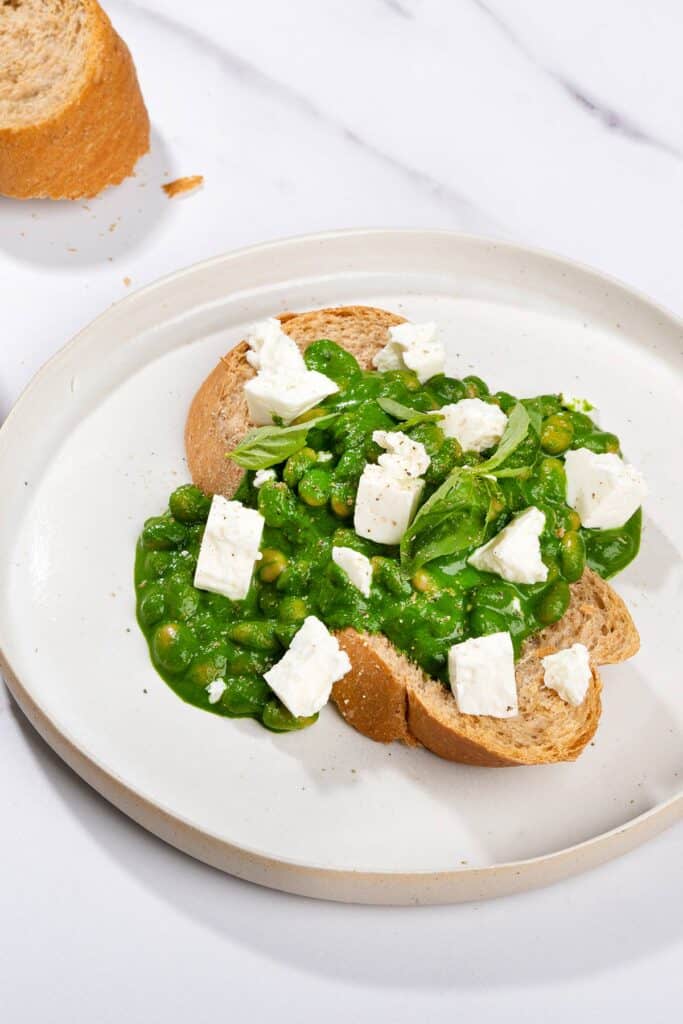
(0, 0, 149, 199)
(185, 306, 641, 766)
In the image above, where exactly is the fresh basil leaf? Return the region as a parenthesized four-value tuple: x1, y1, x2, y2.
(228, 413, 339, 469)
(472, 402, 531, 476)
(400, 469, 503, 569)
(377, 397, 444, 427)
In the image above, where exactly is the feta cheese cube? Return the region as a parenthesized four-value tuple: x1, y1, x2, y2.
(448, 631, 518, 718)
(354, 464, 424, 544)
(245, 318, 306, 376)
(264, 616, 351, 718)
(468, 507, 548, 584)
(244, 368, 338, 426)
(372, 322, 445, 383)
(560, 393, 597, 418)
(194, 496, 264, 600)
(332, 546, 373, 597)
(440, 398, 508, 453)
(542, 643, 591, 706)
(372, 430, 431, 478)
(253, 468, 276, 488)
(564, 448, 647, 529)
(206, 679, 227, 704)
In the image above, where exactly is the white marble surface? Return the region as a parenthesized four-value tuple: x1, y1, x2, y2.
(1, 1, 681, 1020)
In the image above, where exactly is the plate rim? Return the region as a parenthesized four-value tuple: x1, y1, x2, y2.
(2, 227, 682, 904)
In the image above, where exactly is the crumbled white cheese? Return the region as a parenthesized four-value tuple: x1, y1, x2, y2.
(372, 430, 431, 478)
(440, 398, 508, 453)
(448, 631, 518, 718)
(206, 678, 227, 704)
(245, 318, 306, 376)
(560, 393, 596, 416)
(372, 322, 445, 383)
(468, 507, 548, 584)
(194, 496, 264, 600)
(254, 468, 277, 488)
(564, 448, 647, 529)
(317, 451, 334, 463)
(244, 368, 338, 426)
(264, 616, 351, 718)
(542, 643, 591, 706)
(332, 546, 373, 597)
(354, 464, 424, 544)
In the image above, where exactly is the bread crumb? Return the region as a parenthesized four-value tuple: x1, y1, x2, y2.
(162, 175, 204, 198)
(123, 276, 132, 287)
(109, 223, 117, 232)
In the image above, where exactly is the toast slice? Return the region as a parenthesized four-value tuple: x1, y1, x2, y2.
(0, 0, 149, 199)
(185, 306, 640, 766)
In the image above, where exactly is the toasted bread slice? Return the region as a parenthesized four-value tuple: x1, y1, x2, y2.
(185, 306, 640, 765)
(0, 0, 149, 199)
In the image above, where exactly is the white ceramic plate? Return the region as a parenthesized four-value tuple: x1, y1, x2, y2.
(1, 229, 681, 904)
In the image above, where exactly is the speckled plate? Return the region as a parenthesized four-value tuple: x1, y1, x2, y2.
(1, 229, 681, 904)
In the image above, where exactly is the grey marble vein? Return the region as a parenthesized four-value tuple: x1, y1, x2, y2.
(117, 0, 502, 234)
(472, 0, 681, 160)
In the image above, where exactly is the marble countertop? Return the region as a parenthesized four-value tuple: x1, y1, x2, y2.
(1, 2, 681, 1021)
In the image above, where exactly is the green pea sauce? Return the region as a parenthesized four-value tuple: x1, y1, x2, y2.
(134, 340, 642, 732)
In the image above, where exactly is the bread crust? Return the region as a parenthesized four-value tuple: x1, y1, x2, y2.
(0, 1, 150, 199)
(185, 305, 641, 766)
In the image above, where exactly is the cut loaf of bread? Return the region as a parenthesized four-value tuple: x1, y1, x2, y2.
(185, 306, 640, 766)
(0, 0, 149, 199)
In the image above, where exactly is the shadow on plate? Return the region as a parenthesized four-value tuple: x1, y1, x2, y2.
(6, 693, 683, 992)
(0, 130, 172, 269)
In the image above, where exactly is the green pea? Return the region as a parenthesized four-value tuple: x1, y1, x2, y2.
(275, 559, 312, 594)
(298, 467, 332, 507)
(542, 554, 561, 583)
(230, 649, 273, 676)
(221, 676, 272, 717)
(463, 375, 489, 398)
(580, 431, 621, 455)
(283, 447, 318, 488)
(138, 586, 165, 626)
(151, 622, 196, 674)
(141, 516, 187, 551)
(258, 587, 282, 616)
(169, 484, 211, 524)
(330, 479, 355, 518)
(261, 698, 318, 733)
(277, 596, 309, 623)
(541, 413, 574, 455)
(536, 580, 571, 625)
(258, 548, 288, 582)
(142, 549, 173, 579)
(411, 569, 436, 593)
(560, 530, 586, 582)
(165, 578, 201, 621)
(492, 391, 518, 414)
(425, 375, 467, 406)
(227, 620, 281, 652)
(534, 457, 567, 504)
(187, 651, 228, 687)
(257, 481, 299, 528)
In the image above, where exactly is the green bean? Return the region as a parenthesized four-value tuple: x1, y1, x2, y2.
(169, 484, 211, 524)
(560, 530, 586, 582)
(541, 413, 574, 455)
(151, 622, 196, 674)
(536, 580, 570, 625)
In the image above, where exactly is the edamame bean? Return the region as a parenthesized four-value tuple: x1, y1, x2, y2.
(330, 480, 354, 518)
(138, 586, 165, 626)
(425, 375, 467, 406)
(470, 607, 507, 636)
(560, 530, 586, 582)
(257, 481, 299, 527)
(425, 438, 462, 484)
(536, 580, 570, 625)
(142, 549, 173, 579)
(227, 620, 280, 652)
(258, 548, 288, 582)
(221, 676, 271, 716)
(169, 484, 211, 524)
(411, 568, 435, 593)
(258, 587, 282, 616)
(187, 651, 228, 687)
(283, 447, 318, 488)
(277, 596, 309, 623)
(581, 431, 620, 455)
(165, 578, 201, 621)
(542, 554, 561, 583)
(463, 375, 489, 398)
(151, 622, 196, 674)
(142, 516, 187, 551)
(231, 649, 273, 676)
(541, 413, 574, 455)
(298, 467, 332, 507)
(372, 557, 412, 598)
(261, 698, 317, 732)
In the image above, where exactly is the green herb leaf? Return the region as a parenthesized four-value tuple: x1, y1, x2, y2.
(400, 469, 504, 570)
(227, 413, 339, 470)
(377, 397, 444, 428)
(472, 402, 531, 476)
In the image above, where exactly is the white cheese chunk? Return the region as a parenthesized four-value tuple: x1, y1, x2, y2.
(440, 398, 508, 453)
(317, 451, 334, 463)
(245, 318, 306, 376)
(206, 679, 227, 704)
(253, 468, 276, 488)
(372, 430, 431, 478)
(564, 448, 647, 529)
(264, 616, 351, 718)
(372, 322, 445, 383)
(542, 643, 591, 706)
(194, 496, 264, 600)
(468, 507, 548, 584)
(332, 546, 373, 597)
(560, 393, 597, 418)
(448, 631, 518, 718)
(354, 464, 424, 544)
(244, 368, 338, 426)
